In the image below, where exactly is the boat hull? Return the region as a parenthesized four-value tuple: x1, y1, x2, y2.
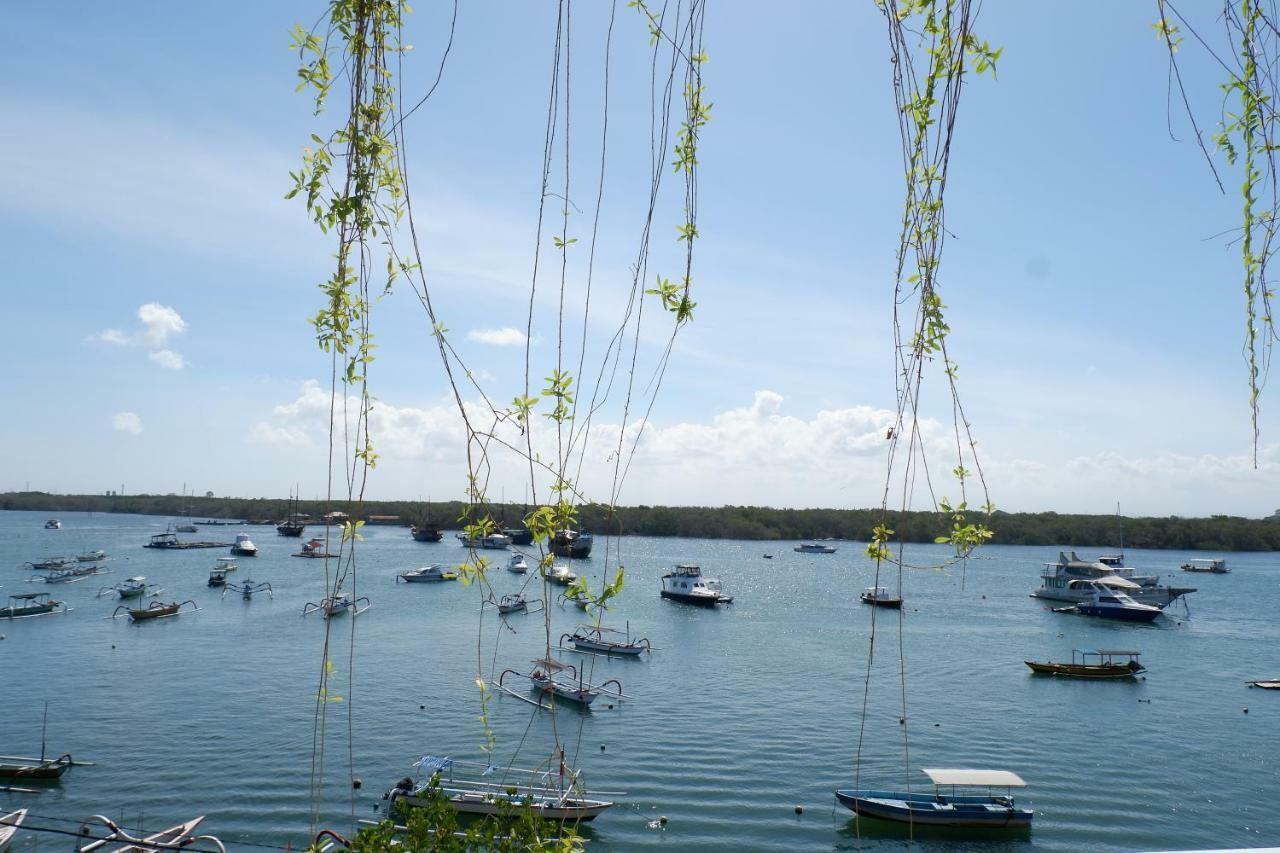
(397, 792, 612, 822)
(1025, 661, 1142, 678)
(1074, 604, 1160, 622)
(834, 790, 1032, 828)
(660, 590, 721, 607)
(1031, 586, 1190, 607)
(861, 595, 903, 608)
(411, 527, 443, 542)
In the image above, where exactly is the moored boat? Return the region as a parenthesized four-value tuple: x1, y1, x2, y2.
(44, 519, 61, 529)
(0, 754, 74, 782)
(1, 592, 68, 619)
(98, 576, 154, 600)
(550, 530, 593, 558)
(0, 808, 27, 850)
(498, 659, 624, 708)
(25, 557, 72, 571)
(503, 526, 535, 546)
(496, 593, 531, 614)
(1032, 551, 1193, 607)
(302, 591, 370, 617)
(230, 533, 258, 556)
(397, 564, 458, 583)
(835, 768, 1033, 828)
(507, 552, 530, 573)
(114, 600, 198, 622)
(560, 623, 650, 656)
(1025, 649, 1145, 678)
(410, 524, 443, 542)
(660, 564, 732, 606)
(1181, 558, 1229, 573)
(860, 586, 903, 608)
(77, 549, 107, 562)
(795, 542, 837, 553)
(77, 815, 212, 853)
(1052, 580, 1162, 622)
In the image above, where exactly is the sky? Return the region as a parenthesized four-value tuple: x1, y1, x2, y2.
(2, 1, 1278, 518)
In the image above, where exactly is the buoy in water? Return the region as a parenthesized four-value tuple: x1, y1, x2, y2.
(353, 777, 362, 790)
(794, 805, 803, 814)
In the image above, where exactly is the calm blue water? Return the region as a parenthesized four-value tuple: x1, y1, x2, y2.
(1, 509, 1277, 851)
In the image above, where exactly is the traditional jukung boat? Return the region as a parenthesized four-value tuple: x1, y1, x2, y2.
(860, 586, 903, 608)
(44, 519, 61, 529)
(560, 623, 651, 657)
(76, 815, 218, 852)
(397, 564, 458, 583)
(1, 592, 68, 619)
(835, 768, 1033, 828)
(208, 568, 228, 588)
(1025, 649, 1145, 678)
(224, 579, 273, 600)
(0, 808, 27, 851)
(77, 549, 107, 562)
(0, 753, 75, 781)
(456, 532, 512, 550)
(98, 577, 157, 600)
(385, 753, 619, 822)
(1181, 558, 1229, 573)
(559, 589, 596, 611)
(37, 564, 110, 584)
(24, 557, 72, 571)
(498, 659, 625, 709)
(113, 600, 198, 622)
(1246, 679, 1280, 689)
(302, 592, 370, 618)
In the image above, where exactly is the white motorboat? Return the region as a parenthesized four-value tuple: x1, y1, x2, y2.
(1032, 551, 1193, 607)
(77, 549, 107, 562)
(660, 564, 733, 606)
(230, 533, 258, 556)
(546, 563, 577, 585)
(507, 552, 530, 573)
(397, 564, 458, 583)
(44, 519, 61, 529)
(1181, 558, 1229, 573)
(455, 532, 512, 550)
(1052, 580, 1163, 622)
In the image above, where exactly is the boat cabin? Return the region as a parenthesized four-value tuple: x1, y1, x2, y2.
(148, 532, 180, 548)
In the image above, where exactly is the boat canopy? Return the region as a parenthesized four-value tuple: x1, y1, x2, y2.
(1076, 576, 1140, 590)
(922, 768, 1026, 787)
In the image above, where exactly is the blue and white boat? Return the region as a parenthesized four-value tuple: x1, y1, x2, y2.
(660, 564, 733, 606)
(835, 768, 1032, 828)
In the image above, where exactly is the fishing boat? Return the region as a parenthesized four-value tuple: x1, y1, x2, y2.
(38, 564, 110, 584)
(1181, 558, 1229, 573)
(144, 532, 231, 550)
(410, 524, 443, 542)
(1025, 649, 1145, 678)
(77, 549, 107, 562)
(498, 659, 623, 708)
(385, 754, 618, 822)
(507, 552, 530, 573)
(1247, 679, 1280, 689)
(455, 532, 512, 550)
(224, 579, 273, 600)
(77, 815, 215, 853)
(494, 593, 539, 614)
(860, 586, 903, 608)
(44, 519, 61, 529)
(660, 564, 733, 606)
(550, 529, 593, 558)
(1, 592, 68, 619)
(25, 557, 72, 571)
(835, 768, 1033, 828)
(0, 808, 26, 851)
(114, 600, 198, 622)
(560, 623, 650, 656)
(230, 533, 258, 556)
(559, 589, 596, 611)
(546, 563, 577, 585)
(397, 564, 458, 583)
(293, 537, 335, 558)
(1032, 551, 1194, 607)
(1052, 580, 1162, 623)
(302, 592, 370, 618)
(795, 542, 837, 554)
(0, 754, 74, 781)
(98, 577, 155, 600)
(208, 568, 228, 587)
(214, 557, 238, 573)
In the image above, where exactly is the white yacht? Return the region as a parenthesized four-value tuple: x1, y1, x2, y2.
(230, 533, 258, 556)
(507, 552, 530, 574)
(1032, 551, 1193, 607)
(455, 532, 512, 550)
(660, 564, 733, 606)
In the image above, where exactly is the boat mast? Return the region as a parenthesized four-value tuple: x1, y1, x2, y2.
(1116, 502, 1124, 562)
(40, 700, 48, 762)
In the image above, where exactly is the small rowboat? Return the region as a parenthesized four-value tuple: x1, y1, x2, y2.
(0, 808, 27, 851)
(860, 586, 903, 608)
(560, 623, 651, 656)
(113, 600, 198, 622)
(1026, 649, 1145, 679)
(507, 552, 530, 573)
(98, 577, 155, 600)
(224, 580, 272, 600)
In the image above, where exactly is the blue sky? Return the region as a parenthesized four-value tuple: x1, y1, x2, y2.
(2, 2, 1276, 517)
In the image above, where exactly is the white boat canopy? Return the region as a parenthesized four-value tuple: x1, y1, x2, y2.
(922, 768, 1026, 787)
(1091, 576, 1142, 590)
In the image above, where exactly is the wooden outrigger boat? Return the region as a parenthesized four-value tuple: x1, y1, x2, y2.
(558, 589, 597, 611)
(35, 564, 110, 584)
(0, 808, 27, 851)
(77, 549, 107, 562)
(224, 579, 273, 600)
(1025, 649, 1145, 679)
(112, 600, 198, 622)
(1, 592, 69, 619)
(1246, 679, 1280, 689)
(489, 592, 542, 615)
(498, 659, 625, 709)
(98, 577, 158, 600)
(560, 623, 651, 657)
(0, 753, 75, 781)
(24, 557, 72, 571)
(77, 815, 220, 852)
(385, 753, 619, 822)
(860, 586, 903, 608)
(302, 592, 370, 618)
(835, 768, 1033, 828)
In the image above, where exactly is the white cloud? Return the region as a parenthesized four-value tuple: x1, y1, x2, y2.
(137, 303, 187, 346)
(112, 412, 143, 436)
(467, 327, 528, 347)
(92, 303, 188, 369)
(148, 349, 186, 370)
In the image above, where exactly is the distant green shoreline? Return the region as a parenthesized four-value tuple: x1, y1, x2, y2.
(4, 491, 1278, 552)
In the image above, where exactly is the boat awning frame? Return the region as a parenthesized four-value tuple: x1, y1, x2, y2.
(922, 768, 1026, 787)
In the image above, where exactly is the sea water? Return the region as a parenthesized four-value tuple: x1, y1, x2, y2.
(0, 509, 1276, 851)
